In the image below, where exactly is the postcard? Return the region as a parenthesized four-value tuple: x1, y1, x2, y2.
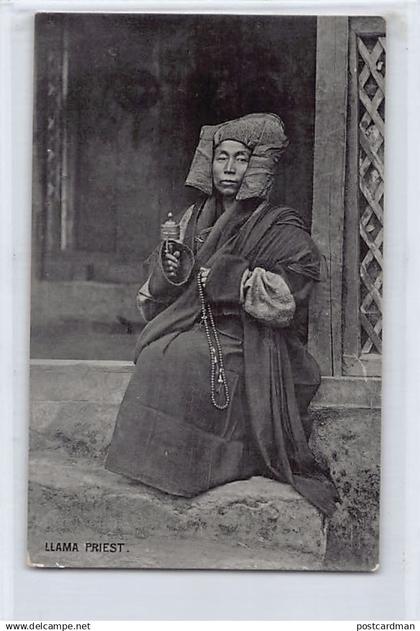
(28, 13, 384, 570)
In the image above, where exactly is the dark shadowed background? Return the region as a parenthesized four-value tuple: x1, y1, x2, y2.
(31, 14, 317, 358)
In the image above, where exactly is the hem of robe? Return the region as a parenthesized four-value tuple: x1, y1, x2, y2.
(105, 403, 258, 497)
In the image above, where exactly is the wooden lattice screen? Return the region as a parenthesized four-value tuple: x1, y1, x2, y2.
(358, 35, 385, 356)
(343, 18, 385, 377)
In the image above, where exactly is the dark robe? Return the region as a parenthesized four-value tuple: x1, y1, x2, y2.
(105, 199, 338, 516)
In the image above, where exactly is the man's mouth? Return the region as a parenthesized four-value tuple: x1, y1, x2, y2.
(220, 180, 238, 185)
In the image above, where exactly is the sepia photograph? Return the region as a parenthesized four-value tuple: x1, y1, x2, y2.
(28, 12, 384, 571)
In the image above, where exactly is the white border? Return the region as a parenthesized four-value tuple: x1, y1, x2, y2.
(1, 0, 420, 620)
(403, 0, 420, 619)
(0, 1, 15, 621)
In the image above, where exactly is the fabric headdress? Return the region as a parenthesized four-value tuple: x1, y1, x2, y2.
(185, 113, 289, 200)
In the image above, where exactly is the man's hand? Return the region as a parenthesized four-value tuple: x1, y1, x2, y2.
(163, 250, 181, 279)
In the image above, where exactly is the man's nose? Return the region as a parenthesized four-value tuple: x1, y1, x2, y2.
(224, 157, 236, 173)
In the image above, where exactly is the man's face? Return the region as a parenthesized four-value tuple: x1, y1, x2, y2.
(212, 140, 251, 198)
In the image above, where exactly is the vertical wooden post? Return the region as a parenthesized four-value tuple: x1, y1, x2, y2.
(32, 16, 46, 281)
(44, 18, 65, 254)
(60, 16, 73, 252)
(308, 16, 349, 376)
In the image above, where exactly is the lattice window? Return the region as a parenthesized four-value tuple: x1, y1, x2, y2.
(358, 35, 385, 356)
(341, 19, 385, 377)
(309, 17, 385, 377)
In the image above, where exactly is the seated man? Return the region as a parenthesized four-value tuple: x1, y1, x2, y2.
(105, 113, 338, 516)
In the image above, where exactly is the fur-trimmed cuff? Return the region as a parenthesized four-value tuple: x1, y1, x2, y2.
(242, 267, 296, 326)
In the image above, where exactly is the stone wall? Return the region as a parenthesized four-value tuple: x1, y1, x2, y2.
(310, 408, 381, 570)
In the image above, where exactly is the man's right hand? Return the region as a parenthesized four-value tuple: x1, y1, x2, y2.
(149, 242, 193, 297)
(163, 250, 181, 279)
(149, 249, 180, 296)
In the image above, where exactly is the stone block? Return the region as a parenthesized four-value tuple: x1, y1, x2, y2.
(28, 456, 326, 570)
(312, 376, 381, 409)
(30, 360, 381, 408)
(310, 407, 381, 570)
(30, 360, 132, 404)
(28, 360, 381, 570)
(30, 400, 119, 459)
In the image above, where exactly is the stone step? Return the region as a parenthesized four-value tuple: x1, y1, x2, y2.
(30, 397, 381, 467)
(27, 454, 326, 570)
(30, 400, 119, 460)
(28, 359, 381, 570)
(28, 535, 320, 570)
(29, 360, 381, 462)
(30, 360, 381, 408)
(30, 360, 133, 405)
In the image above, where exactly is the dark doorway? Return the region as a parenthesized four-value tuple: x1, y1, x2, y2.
(32, 14, 317, 359)
(34, 14, 317, 283)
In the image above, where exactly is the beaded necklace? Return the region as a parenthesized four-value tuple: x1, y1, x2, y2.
(197, 271, 230, 410)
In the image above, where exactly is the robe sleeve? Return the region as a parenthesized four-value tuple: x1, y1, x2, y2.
(206, 222, 320, 327)
(241, 224, 321, 327)
(204, 255, 299, 328)
(136, 277, 169, 322)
